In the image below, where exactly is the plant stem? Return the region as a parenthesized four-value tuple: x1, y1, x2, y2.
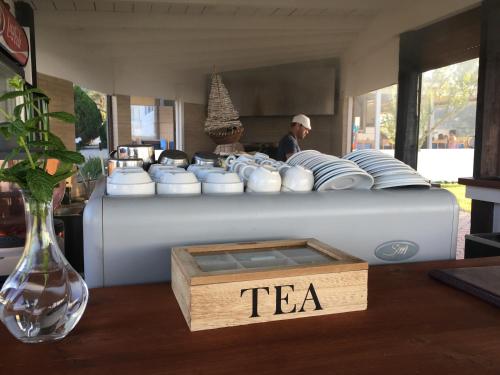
(0, 107, 13, 121)
(41, 99, 49, 171)
(19, 136, 36, 169)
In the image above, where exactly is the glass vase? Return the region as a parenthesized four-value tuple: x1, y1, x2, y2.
(0, 192, 88, 343)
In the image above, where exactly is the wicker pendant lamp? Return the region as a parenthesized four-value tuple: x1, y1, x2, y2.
(204, 69, 244, 145)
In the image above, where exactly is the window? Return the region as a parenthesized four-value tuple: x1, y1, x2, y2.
(417, 58, 478, 182)
(130, 97, 176, 147)
(351, 84, 397, 151)
(417, 58, 479, 259)
(131, 105, 157, 140)
(74, 86, 108, 159)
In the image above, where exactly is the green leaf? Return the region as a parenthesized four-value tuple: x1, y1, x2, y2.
(0, 168, 20, 184)
(51, 164, 76, 185)
(8, 119, 27, 137)
(7, 75, 24, 90)
(24, 117, 42, 130)
(13, 103, 24, 119)
(55, 160, 73, 175)
(47, 112, 75, 123)
(27, 140, 52, 148)
(6, 160, 32, 183)
(0, 162, 30, 189)
(26, 168, 54, 203)
(45, 149, 85, 164)
(28, 133, 66, 151)
(0, 90, 25, 102)
(48, 133, 66, 150)
(27, 88, 48, 98)
(0, 126, 11, 139)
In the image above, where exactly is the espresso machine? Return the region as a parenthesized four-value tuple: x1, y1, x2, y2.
(107, 144, 155, 175)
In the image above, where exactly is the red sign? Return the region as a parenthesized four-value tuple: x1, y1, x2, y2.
(0, 2, 29, 66)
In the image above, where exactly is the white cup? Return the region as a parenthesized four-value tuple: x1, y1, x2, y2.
(232, 160, 258, 175)
(253, 152, 269, 162)
(202, 172, 244, 194)
(229, 161, 245, 173)
(259, 159, 275, 167)
(193, 167, 226, 182)
(277, 164, 292, 178)
(150, 165, 184, 182)
(157, 182, 201, 195)
(238, 164, 258, 182)
(235, 154, 254, 164)
(281, 166, 314, 192)
(202, 182, 244, 194)
(109, 167, 152, 184)
(156, 171, 201, 195)
(225, 154, 238, 167)
(107, 168, 155, 196)
(247, 166, 282, 193)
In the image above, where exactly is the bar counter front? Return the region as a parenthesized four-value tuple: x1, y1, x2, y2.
(1, 257, 500, 374)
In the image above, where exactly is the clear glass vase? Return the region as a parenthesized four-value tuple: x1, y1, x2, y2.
(0, 192, 88, 343)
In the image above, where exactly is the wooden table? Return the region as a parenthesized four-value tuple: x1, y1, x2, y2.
(1, 257, 500, 375)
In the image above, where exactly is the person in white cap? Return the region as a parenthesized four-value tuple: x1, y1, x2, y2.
(276, 114, 311, 161)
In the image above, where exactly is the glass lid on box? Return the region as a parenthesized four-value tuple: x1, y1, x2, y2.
(193, 247, 335, 273)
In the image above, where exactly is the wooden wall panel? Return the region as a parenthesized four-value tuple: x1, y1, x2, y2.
(37, 73, 76, 150)
(184, 103, 214, 157)
(159, 106, 174, 144)
(115, 95, 131, 145)
(474, 0, 500, 178)
(240, 115, 339, 156)
(417, 7, 481, 73)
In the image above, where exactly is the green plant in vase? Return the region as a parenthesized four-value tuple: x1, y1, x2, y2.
(0, 75, 89, 343)
(77, 156, 104, 199)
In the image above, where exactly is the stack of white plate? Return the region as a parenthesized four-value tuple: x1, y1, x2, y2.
(343, 150, 431, 189)
(287, 150, 374, 191)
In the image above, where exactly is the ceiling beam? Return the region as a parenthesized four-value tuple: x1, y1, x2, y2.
(104, 0, 402, 11)
(37, 28, 355, 47)
(106, 42, 345, 63)
(36, 27, 358, 43)
(33, 10, 370, 31)
(102, 38, 348, 58)
(112, 48, 342, 72)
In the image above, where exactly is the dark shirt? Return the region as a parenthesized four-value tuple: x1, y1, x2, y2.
(276, 133, 300, 161)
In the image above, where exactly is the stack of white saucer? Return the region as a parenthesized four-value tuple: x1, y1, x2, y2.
(287, 150, 374, 190)
(343, 150, 431, 189)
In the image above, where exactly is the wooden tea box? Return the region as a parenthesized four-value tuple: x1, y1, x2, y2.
(171, 239, 368, 331)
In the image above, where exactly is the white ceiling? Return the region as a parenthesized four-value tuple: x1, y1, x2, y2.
(25, 0, 478, 102)
(29, 0, 412, 74)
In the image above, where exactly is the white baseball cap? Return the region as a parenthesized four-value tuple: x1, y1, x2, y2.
(292, 114, 311, 130)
